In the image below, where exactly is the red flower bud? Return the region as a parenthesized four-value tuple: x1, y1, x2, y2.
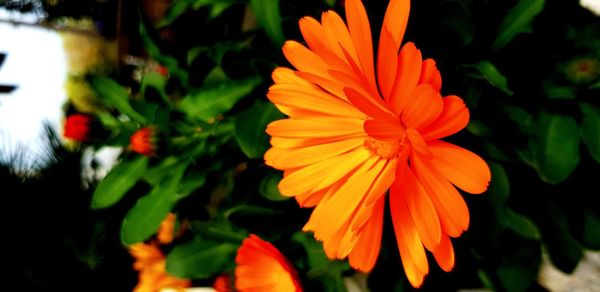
(64, 114, 92, 142)
(130, 127, 156, 156)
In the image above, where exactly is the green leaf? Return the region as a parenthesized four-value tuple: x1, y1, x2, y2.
(235, 101, 284, 158)
(120, 163, 187, 245)
(530, 111, 580, 184)
(143, 156, 180, 185)
(579, 103, 600, 164)
(166, 238, 238, 279)
(178, 76, 260, 122)
(544, 204, 583, 273)
(91, 156, 149, 209)
(542, 79, 576, 100)
(492, 0, 545, 50)
(223, 205, 281, 219)
(259, 171, 289, 201)
(158, 0, 194, 27)
(465, 61, 514, 96)
(442, 0, 475, 45)
(488, 163, 510, 211)
(581, 211, 600, 249)
(89, 76, 147, 123)
(506, 209, 541, 240)
(250, 0, 285, 46)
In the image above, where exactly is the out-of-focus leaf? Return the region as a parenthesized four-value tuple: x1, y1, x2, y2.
(141, 72, 169, 104)
(544, 204, 583, 273)
(478, 270, 497, 291)
(235, 101, 284, 158)
(492, 0, 545, 50)
(292, 232, 329, 275)
(250, 0, 285, 46)
(120, 162, 187, 245)
(495, 236, 542, 292)
(581, 211, 600, 249)
(579, 103, 600, 164)
(91, 156, 149, 209)
(157, 0, 193, 27)
(506, 209, 541, 240)
(442, 0, 474, 45)
(190, 220, 247, 243)
(144, 156, 180, 185)
(178, 76, 260, 123)
(259, 171, 289, 201)
(89, 76, 147, 123)
(543, 79, 576, 100)
(178, 171, 207, 199)
(223, 205, 280, 219)
(500, 104, 533, 134)
(324, 0, 336, 7)
(530, 111, 580, 184)
(139, 19, 189, 87)
(488, 163, 510, 210)
(166, 238, 238, 279)
(465, 61, 514, 96)
(590, 80, 600, 89)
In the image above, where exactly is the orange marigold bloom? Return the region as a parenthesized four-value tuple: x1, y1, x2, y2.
(235, 234, 302, 292)
(130, 127, 157, 156)
(264, 0, 491, 287)
(157, 213, 177, 245)
(63, 114, 92, 142)
(129, 242, 191, 292)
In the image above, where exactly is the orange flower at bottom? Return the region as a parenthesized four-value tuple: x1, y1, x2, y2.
(129, 243, 191, 292)
(235, 234, 302, 292)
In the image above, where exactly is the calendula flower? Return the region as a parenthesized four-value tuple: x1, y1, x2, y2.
(213, 274, 233, 292)
(63, 114, 93, 142)
(264, 0, 490, 287)
(157, 213, 177, 245)
(129, 243, 191, 292)
(130, 127, 157, 156)
(235, 234, 302, 292)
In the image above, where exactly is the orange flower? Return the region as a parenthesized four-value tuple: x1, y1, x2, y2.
(128, 242, 191, 292)
(157, 213, 177, 245)
(130, 127, 157, 156)
(264, 0, 491, 287)
(235, 234, 302, 292)
(63, 114, 92, 142)
(213, 274, 233, 292)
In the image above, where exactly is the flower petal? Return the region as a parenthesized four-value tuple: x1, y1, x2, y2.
(377, 28, 398, 100)
(345, 0, 377, 93)
(278, 148, 370, 196)
(321, 10, 360, 70)
(389, 43, 422, 115)
(427, 140, 491, 194)
(379, 0, 410, 50)
(401, 84, 443, 130)
(364, 119, 405, 141)
(412, 153, 469, 237)
(432, 233, 455, 272)
(348, 196, 385, 272)
(421, 95, 469, 141)
(345, 87, 398, 124)
(390, 184, 429, 287)
(393, 162, 441, 252)
(419, 59, 442, 92)
(266, 117, 363, 138)
(265, 137, 363, 169)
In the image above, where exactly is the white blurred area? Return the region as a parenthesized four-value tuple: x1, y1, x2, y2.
(0, 8, 67, 170)
(581, 0, 600, 16)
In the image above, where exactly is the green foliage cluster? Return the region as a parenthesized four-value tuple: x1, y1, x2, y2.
(64, 0, 600, 290)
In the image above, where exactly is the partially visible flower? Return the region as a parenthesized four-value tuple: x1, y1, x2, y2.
(157, 213, 177, 245)
(213, 274, 233, 292)
(264, 0, 490, 287)
(129, 242, 191, 292)
(566, 57, 600, 84)
(64, 114, 93, 142)
(580, 0, 600, 16)
(235, 234, 302, 292)
(130, 127, 157, 156)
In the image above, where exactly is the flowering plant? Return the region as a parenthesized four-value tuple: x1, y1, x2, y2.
(57, 0, 600, 290)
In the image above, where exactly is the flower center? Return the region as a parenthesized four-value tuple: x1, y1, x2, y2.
(364, 138, 406, 159)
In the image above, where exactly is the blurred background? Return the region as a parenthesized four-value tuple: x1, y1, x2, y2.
(1, 0, 599, 291)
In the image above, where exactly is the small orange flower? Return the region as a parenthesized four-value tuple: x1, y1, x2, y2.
(264, 0, 491, 287)
(129, 242, 191, 292)
(130, 127, 156, 156)
(63, 114, 92, 142)
(157, 213, 177, 245)
(235, 234, 302, 292)
(213, 274, 233, 292)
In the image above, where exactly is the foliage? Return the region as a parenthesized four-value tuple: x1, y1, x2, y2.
(9, 0, 598, 290)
